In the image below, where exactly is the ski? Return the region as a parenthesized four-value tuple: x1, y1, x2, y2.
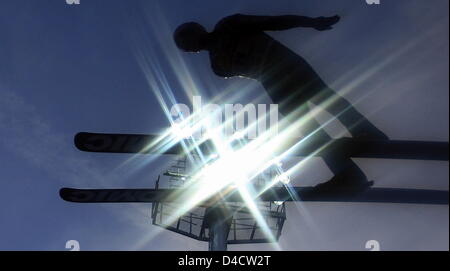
(74, 132, 449, 161)
(60, 187, 449, 205)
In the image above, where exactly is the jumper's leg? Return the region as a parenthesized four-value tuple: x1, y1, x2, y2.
(309, 87, 388, 140)
(282, 103, 371, 189)
(260, 62, 377, 190)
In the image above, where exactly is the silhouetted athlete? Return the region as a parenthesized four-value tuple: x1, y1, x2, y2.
(174, 14, 388, 192)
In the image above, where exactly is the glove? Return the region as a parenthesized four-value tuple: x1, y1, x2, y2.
(313, 15, 340, 31)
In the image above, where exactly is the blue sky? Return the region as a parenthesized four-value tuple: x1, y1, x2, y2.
(0, 0, 448, 250)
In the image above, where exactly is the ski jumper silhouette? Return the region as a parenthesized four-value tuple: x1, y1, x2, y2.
(174, 14, 388, 191)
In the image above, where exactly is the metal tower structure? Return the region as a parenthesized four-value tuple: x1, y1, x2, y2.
(151, 152, 286, 250)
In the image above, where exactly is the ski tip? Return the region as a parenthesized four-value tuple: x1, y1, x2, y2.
(59, 188, 71, 201)
(59, 187, 82, 202)
(74, 132, 89, 151)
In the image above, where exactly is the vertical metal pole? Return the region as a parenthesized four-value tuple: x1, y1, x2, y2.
(208, 217, 228, 251)
(206, 205, 231, 251)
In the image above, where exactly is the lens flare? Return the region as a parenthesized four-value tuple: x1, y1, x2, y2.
(126, 3, 412, 250)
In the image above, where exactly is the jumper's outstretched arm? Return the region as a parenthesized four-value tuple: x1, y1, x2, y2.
(221, 14, 340, 32)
